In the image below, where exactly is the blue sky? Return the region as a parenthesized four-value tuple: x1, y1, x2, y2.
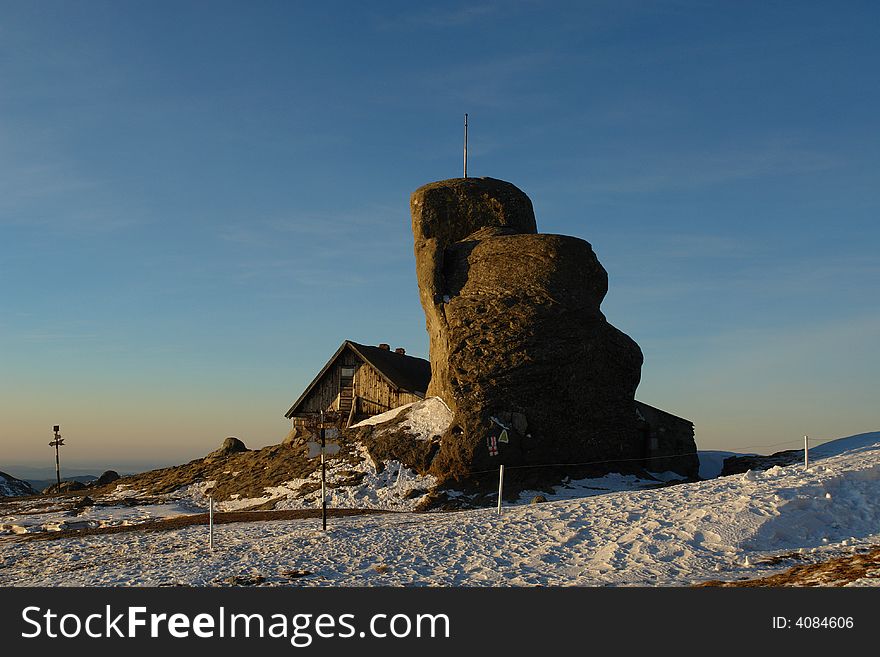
(1, 1, 878, 472)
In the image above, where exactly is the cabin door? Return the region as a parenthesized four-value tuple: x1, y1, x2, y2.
(339, 366, 355, 414)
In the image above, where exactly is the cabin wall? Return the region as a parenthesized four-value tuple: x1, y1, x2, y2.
(636, 402, 699, 478)
(297, 350, 361, 415)
(352, 364, 422, 416)
(293, 347, 423, 423)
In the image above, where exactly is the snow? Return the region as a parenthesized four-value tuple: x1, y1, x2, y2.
(0, 503, 197, 536)
(811, 431, 880, 458)
(698, 450, 747, 479)
(1, 430, 878, 586)
(350, 396, 452, 441)
(350, 404, 412, 427)
(211, 444, 436, 512)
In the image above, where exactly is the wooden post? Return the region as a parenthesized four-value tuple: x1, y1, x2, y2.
(347, 395, 357, 428)
(321, 410, 327, 531)
(804, 435, 809, 470)
(49, 425, 64, 489)
(497, 464, 504, 515)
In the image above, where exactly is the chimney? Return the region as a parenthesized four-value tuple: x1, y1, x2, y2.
(395, 347, 406, 355)
(378, 343, 390, 350)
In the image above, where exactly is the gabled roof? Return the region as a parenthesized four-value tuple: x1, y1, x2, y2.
(634, 400, 693, 426)
(284, 340, 432, 418)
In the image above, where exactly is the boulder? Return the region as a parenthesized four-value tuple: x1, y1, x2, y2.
(93, 470, 120, 487)
(73, 495, 95, 509)
(205, 437, 249, 462)
(42, 480, 87, 494)
(282, 425, 314, 446)
(411, 177, 646, 482)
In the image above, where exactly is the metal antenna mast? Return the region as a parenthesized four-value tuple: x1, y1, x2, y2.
(463, 113, 468, 178)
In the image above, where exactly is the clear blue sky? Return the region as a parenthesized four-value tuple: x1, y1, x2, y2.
(1, 0, 878, 472)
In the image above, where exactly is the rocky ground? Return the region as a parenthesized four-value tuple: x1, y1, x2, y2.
(699, 544, 880, 586)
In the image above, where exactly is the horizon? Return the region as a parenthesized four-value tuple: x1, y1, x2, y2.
(2, 1, 878, 470)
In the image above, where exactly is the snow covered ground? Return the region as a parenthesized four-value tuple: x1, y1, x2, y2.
(0, 502, 198, 535)
(1, 431, 877, 587)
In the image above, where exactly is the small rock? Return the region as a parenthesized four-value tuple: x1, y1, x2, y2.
(529, 495, 548, 504)
(223, 574, 265, 586)
(74, 496, 94, 509)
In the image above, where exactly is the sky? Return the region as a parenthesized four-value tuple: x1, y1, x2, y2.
(1, 0, 878, 474)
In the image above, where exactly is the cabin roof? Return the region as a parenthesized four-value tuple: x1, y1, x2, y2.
(634, 400, 693, 426)
(284, 340, 432, 418)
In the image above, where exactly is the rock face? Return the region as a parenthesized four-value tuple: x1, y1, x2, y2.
(411, 177, 647, 482)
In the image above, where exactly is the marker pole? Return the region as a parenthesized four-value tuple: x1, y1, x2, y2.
(497, 464, 505, 515)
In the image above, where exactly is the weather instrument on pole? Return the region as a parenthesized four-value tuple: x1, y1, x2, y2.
(49, 425, 64, 488)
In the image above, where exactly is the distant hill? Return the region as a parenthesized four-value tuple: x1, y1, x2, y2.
(0, 471, 37, 498)
(25, 475, 97, 493)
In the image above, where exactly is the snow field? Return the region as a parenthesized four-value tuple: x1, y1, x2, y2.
(1, 432, 877, 587)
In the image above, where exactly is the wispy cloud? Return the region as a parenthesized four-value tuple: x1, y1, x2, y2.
(580, 141, 841, 195)
(217, 204, 412, 251)
(0, 130, 143, 233)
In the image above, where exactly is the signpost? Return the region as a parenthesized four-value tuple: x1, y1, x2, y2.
(49, 425, 64, 489)
(305, 411, 342, 531)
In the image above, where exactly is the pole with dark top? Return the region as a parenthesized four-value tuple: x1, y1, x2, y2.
(320, 410, 327, 531)
(49, 425, 64, 488)
(463, 113, 468, 178)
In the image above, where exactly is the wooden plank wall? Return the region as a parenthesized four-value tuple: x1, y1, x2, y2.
(294, 346, 424, 422)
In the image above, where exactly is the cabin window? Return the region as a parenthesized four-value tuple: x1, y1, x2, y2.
(340, 367, 355, 378)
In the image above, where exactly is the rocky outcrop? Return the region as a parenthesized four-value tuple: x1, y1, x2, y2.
(42, 480, 87, 495)
(205, 437, 249, 462)
(411, 177, 669, 483)
(93, 470, 120, 487)
(720, 450, 803, 477)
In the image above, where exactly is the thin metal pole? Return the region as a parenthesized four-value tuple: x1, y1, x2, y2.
(463, 113, 468, 178)
(804, 435, 809, 470)
(209, 496, 214, 550)
(321, 410, 327, 531)
(497, 464, 504, 515)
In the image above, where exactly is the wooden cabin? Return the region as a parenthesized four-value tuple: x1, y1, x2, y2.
(635, 400, 699, 478)
(284, 340, 432, 429)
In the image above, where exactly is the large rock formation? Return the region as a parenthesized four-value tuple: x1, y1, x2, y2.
(411, 177, 650, 481)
